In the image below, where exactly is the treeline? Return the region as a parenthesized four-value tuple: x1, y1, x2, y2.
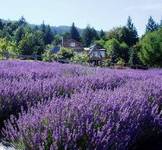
(0, 16, 162, 67)
(95, 16, 162, 67)
(0, 17, 101, 56)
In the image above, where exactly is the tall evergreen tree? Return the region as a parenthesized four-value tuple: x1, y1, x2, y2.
(146, 16, 158, 32)
(160, 18, 162, 28)
(100, 29, 106, 39)
(91, 28, 99, 41)
(70, 23, 80, 41)
(18, 16, 27, 27)
(14, 27, 25, 44)
(41, 21, 46, 33)
(0, 19, 4, 30)
(124, 16, 138, 47)
(82, 26, 93, 47)
(41, 22, 54, 45)
(44, 25, 54, 45)
(82, 26, 99, 47)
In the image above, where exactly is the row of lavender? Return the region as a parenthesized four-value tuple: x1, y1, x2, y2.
(1, 60, 162, 149)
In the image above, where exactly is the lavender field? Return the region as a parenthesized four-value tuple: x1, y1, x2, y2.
(0, 60, 162, 150)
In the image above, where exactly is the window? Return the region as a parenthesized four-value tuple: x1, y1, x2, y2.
(70, 42, 76, 47)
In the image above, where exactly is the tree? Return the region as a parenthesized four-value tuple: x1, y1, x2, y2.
(139, 28, 162, 67)
(129, 44, 142, 66)
(0, 19, 4, 30)
(119, 42, 129, 63)
(106, 23, 138, 47)
(100, 30, 106, 39)
(82, 26, 99, 47)
(91, 28, 99, 41)
(58, 47, 74, 60)
(125, 16, 138, 47)
(70, 23, 80, 41)
(53, 35, 62, 46)
(14, 27, 25, 44)
(71, 53, 89, 64)
(106, 27, 124, 42)
(104, 38, 121, 63)
(19, 31, 45, 55)
(0, 38, 19, 59)
(41, 22, 54, 45)
(18, 16, 27, 27)
(95, 39, 105, 48)
(44, 25, 54, 45)
(159, 18, 162, 28)
(146, 16, 158, 32)
(82, 25, 93, 47)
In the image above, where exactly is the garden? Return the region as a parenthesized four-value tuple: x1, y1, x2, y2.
(0, 60, 162, 150)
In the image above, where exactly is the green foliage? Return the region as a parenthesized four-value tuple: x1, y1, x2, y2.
(129, 44, 142, 66)
(160, 19, 162, 28)
(139, 28, 162, 67)
(0, 19, 4, 30)
(70, 23, 81, 42)
(106, 27, 124, 42)
(119, 42, 129, 63)
(18, 16, 27, 27)
(146, 16, 158, 33)
(95, 39, 105, 48)
(116, 58, 125, 66)
(125, 17, 138, 47)
(14, 27, 25, 44)
(71, 53, 89, 64)
(102, 59, 111, 67)
(58, 47, 74, 60)
(105, 38, 120, 63)
(106, 18, 138, 47)
(42, 50, 58, 62)
(41, 22, 54, 45)
(0, 38, 19, 59)
(99, 30, 106, 39)
(18, 31, 45, 55)
(82, 26, 99, 47)
(53, 35, 62, 46)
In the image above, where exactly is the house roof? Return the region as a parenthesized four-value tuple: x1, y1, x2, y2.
(89, 44, 105, 54)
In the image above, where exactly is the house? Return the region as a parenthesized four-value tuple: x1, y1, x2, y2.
(88, 44, 106, 66)
(51, 38, 84, 54)
(62, 38, 84, 53)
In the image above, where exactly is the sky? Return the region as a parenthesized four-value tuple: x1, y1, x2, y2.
(0, 0, 161, 35)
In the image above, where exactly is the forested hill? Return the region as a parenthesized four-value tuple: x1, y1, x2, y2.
(30, 24, 84, 35)
(1, 18, 93, 35)
(51, 26, 84, 35)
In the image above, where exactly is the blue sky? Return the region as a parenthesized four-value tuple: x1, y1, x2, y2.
(0, 0, 161, 35)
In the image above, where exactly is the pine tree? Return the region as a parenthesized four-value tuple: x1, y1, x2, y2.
(44, 25, 54, 45)
(146, 16, 158, 32)
(82, 26, 93, 47)
(18, 16, 27, 26)
(100, 30, 105, 39)
(70, 23, 80, 42)
(160, 18, 162, 28)
(0, 19, 4, 30)
(125, 16, 138, 47)
(14, 27, 25, 44)
(41, 21, 46, 33)
(82, 26, 99, 47)
(41, 22, 54, 45)
(91, 28, 99, 41)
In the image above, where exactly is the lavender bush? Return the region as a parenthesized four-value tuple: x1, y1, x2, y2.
(1, 60, 162, 150)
